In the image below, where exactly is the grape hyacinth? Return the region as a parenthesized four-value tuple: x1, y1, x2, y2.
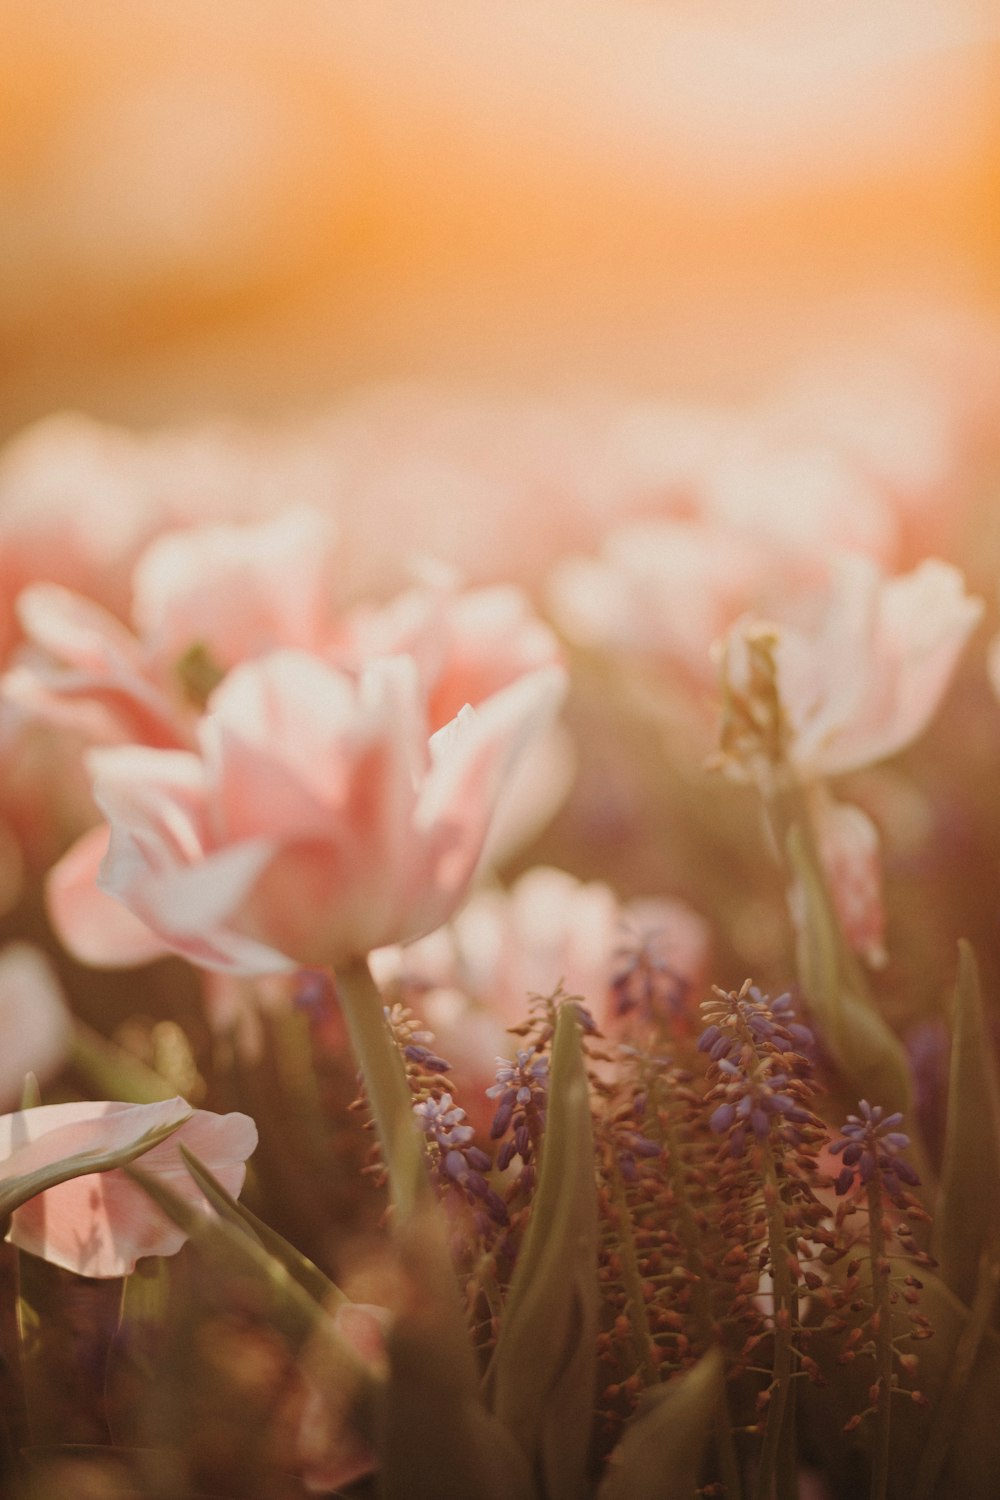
(487, 1048, 549, 1184)
(610, 926, 689, 1027)
(698, 983, 814, 1066)
(707, 1058, 815, 1157)
(829, 1100, 921, 1201)
(413, 1092, 508, 1227)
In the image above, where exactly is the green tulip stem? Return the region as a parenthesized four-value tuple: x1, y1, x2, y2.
(335, 957, 430, 1219)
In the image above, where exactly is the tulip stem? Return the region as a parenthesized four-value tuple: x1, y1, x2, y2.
(753, 1142, 796, 1500)
(867, 1179, 893, 1500)
(335, 958, 430, 1219)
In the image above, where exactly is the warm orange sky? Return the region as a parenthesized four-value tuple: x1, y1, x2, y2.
(3, 0, 998, 431)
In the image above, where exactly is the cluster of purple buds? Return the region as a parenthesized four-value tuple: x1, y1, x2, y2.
(708, 1059, 814, 1156)
(611, 927, 689, 1026)
(413, 1093, 509, 1226)
(400, 1036, 452, 1075)
(698, 984, 814, 1064)
(487, 1048, 549, 1179)
(381, 1003, 453, 1076)
(829, 1100, 920, 1199)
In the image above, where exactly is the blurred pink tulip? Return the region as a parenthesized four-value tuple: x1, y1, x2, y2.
(720, 555, 983, 781)
(45, 822, 172, 969)
(373, 864, 710, 1118)
(0, 944, 71, 1109)
(791, 791, 888, 969)
(1, 1096, 257, 1276)
(89, 652, 566, 971)
(5, 507, 338, 750)
(298, 1302, 388, 1494)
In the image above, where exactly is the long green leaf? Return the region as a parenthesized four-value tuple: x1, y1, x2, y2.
(484, 1004, 599, 1500)
(126, 1163, 370, 1386)
(378, 1212, 536, 1500)
(596, 1349, 724, 1500)
(933, 942, 1000, 1305)
(179, 1145, 343, 1308)
(787, 822, 912, 1119)
(127, 1162, 383, 1473)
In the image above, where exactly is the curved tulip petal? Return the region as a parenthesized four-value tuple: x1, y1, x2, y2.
(46, 825, 172, 969)
(91, 647, 566, 970)
(3, 1099, 258, 1277)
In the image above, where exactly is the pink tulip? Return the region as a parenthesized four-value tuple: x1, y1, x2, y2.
(132, 507, 339, 676)
(789, 791, 887, 969)
(719, 555, 983, 782)
(373, 864, 710, 1119)
(45, 823, 173, 969)
(0, 944, 71, 1109)
(340, 582, 560, 732)
(1, 1097, 257, 1277)
(5, 507, 338, 751)
(89, 651, 566, 972)
(298, 1302, 389, 1494)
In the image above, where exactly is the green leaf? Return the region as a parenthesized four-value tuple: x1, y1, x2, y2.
(335, 958, 432, 1220)
(596, 1349, 723, 1500)
(803, 1258, 1000, 1500)
(0, 1113, 191, 1224)
(787, 822, 912, 1119)
(179, 1145, 343, 1309)
(933, 942, 1000, 1305)
(378, 1213, 536, 1500)
(125, 1163, 373, 1389)
(484, 1004, 599, 1500)
(914, 1241, 1000, 1500)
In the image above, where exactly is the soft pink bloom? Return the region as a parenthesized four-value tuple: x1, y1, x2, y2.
(548, 429, 897, 700)
(698, 425, 896, 568)
(719, 555, 983, 781)
(1, 1097, 258, 1277)
(550, 520, 768, 687)
(340, 582, 560, 733)
(338, 583, 572, 872)
(0, 413, 307, 674)
(790, 791, 888, 969)
(89, 652, 567, 971)
(45, 823, 172, 970)
(7, 583, 185, 748)
(22, 525, 567, 973)
(131, 508, 339, 676)
(373, 865, 710, 1116)
(298, 1302, 389, 1494)
(5, 507, 338, 751)
(0, 944, 72, 1109)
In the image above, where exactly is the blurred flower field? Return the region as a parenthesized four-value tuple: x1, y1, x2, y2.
(1, 4, 1000, 1498)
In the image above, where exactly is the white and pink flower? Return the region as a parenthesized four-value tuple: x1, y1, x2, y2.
(87, 652, 566, 972)
(1, 1096, 257, 1277)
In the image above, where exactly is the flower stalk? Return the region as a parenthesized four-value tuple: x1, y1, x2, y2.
(334, 957, 431, 1219)
(866, 1175, 893, 1500)
(753, 1140, 796, 1500)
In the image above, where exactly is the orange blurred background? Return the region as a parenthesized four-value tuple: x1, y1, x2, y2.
(3, 0, 998, 435)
